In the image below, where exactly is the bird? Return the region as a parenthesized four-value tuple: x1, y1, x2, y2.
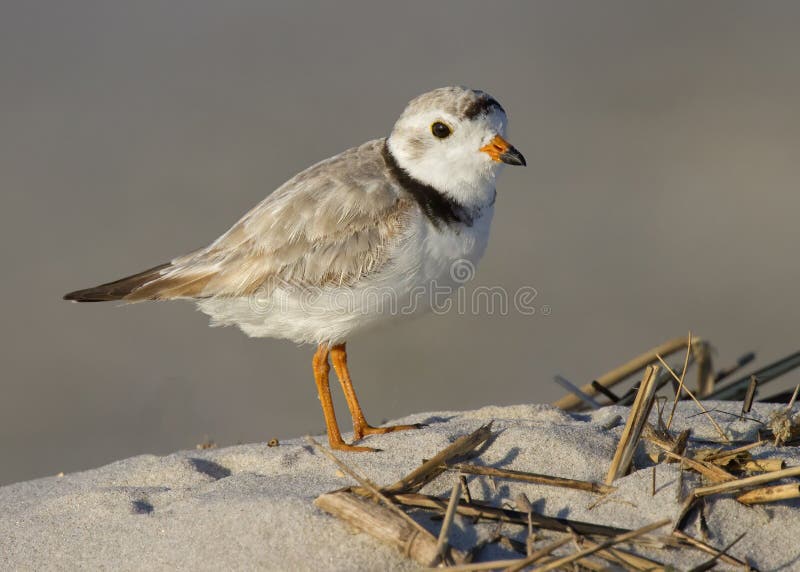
(64, 86, 526, 452)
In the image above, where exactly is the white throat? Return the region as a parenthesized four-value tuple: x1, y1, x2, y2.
(386, 136, 500, 210)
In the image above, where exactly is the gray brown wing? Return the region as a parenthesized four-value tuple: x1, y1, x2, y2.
(65, 139, 411, 302)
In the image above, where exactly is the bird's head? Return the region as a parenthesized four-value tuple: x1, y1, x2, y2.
(387, 86, 525, 206)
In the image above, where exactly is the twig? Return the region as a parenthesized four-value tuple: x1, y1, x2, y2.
(434, 481, 462, 564)
(315, 491, 464, 566)
(742, 376, 758, 415)
(437, 537, 570, 572)
(436, 558, 533, 572)
(306, 436, 431, 537)
(442, 462, 616, 495)
(657, 355, 730, 442)
(666, 333, 693, 429)
(673, 495, 699, 532)
(736, 483, 800, 505)
(434, 558, 531, 572)
(643, 423, 691, 463)
(651, 466, 656, 496)
(708, 350, 800, 400)
(606, 365, 660, 484)
(693, 465, 800, 498)
(553, 375, 602, 409)
(788, 383, 800, 410)
(502, 536, 572, 572)
(513, 493, 534, 555)
(553, 336, 695, 411)
(619, 365, 683, 407)
(690, 408, 762, 425)
(459, 475, 472, 503)
(702, 440, 765, 462)
(591, 380, 621, 403)
(693, 340, 715, 398)
(581, 539, 667, 571)
(687, 532, 746, 572)
(741, 459, 785, 473)
(390, 493, 629, 537)
(382, 423, 493, 494)
(531, 519, 671, 572)
(654, 449, 736, 484)
(672, 531, 753, 569)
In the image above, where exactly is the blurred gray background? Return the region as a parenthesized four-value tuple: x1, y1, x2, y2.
(2, 1, 799, 486)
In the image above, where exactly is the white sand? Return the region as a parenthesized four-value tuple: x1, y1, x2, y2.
(1, 401, 798, 570)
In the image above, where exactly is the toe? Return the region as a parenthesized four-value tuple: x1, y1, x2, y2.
(330, 441, 380, 453)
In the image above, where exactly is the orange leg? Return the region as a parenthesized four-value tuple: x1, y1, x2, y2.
(312, 344, 376, 452)
(329, 342, 424, 442)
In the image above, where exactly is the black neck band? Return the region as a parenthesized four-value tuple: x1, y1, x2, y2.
(381, 140, 473, 229)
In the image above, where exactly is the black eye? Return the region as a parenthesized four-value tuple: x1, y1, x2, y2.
(431, 121, 452, 139)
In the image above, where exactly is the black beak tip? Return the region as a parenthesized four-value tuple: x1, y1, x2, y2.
(500, 147, 526, 167)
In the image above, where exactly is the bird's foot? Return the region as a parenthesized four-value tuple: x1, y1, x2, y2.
(328, 439, 381, 453)
(353, 422, 426, 442)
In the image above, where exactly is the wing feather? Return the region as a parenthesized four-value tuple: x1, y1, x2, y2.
(117, 139, 410, 301)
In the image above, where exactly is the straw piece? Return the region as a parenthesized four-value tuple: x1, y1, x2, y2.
(442, 462, 616, 495)
(434, 559, 524, 572)
(582, 539, 666, 571)
(701, 440, 765, 462)
(709, 350, 800, 400)
(531, 519, 671, 572)
(657, 355, 730, 442)
(651, 466, 657, 497)
(553, 375, 602, 409)
(619, 365, 683, 408)
(693, 465, 800, 498)
(742, 376, 758, 414)
(434, 557, 537, 572)
(736, 483, 800, 505)
(553, 336, 693, 411)
(502, 536, 572, 572)
(315, 491, 465, 566)
(673, 495, 699, 532)
(694, 340, 715, 398)
(672, 531, 752, 568)
(666, 333, 693, 429)
(390, 493, 628, 537)
(695, 448, 784, 474)
(433, 481, 462, 564)
(788, 383, 800, 410)
(305, 436, 428, 536)
(436, 537, 580, 572)
(742, 459, 785, 473)
(655, 450, 736, 484)
(687, 532, 746, 572)
(381, 423, 493, 494)
(643, 423, 690, 463)
(591, 380, 621, 403)
(606, 365, 660, 484)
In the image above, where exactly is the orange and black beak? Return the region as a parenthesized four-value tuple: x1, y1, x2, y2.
(480, 135, 526, 166)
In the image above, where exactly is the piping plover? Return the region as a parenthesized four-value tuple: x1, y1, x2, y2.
(64, 86, 525, 452)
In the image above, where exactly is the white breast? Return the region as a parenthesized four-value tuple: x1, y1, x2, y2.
(403, 205, 495, 296)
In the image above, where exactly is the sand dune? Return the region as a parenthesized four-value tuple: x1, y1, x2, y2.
(1, 401, 798, 570)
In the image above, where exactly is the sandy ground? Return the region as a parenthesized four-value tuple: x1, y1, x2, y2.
(1, 401, 798, 570)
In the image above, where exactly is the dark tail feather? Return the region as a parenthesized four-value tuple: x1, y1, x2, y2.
(63, 263, 171, 302)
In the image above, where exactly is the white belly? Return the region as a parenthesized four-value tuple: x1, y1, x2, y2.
(198, 206, 494, 345)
